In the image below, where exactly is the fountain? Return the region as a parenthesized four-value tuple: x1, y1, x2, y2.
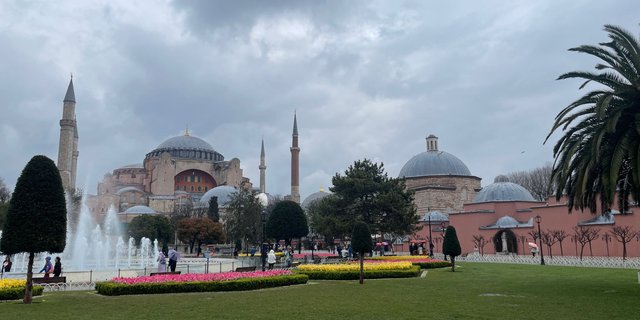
(1, 191, 159, 272)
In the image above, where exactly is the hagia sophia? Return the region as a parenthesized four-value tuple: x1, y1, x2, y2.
(56, 79, 640, 258)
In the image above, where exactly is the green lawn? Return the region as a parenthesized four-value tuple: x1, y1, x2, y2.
(2, 262, 639, 320)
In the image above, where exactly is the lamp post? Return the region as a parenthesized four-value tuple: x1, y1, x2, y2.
(428, 213, 434, 257)
(535, 215, 545, 265)
(261, 209, 267, 271)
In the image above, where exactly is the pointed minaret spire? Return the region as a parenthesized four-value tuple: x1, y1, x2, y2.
(64, 77, 75, 103)
(259, 138, 266, 194)
(292, 111, 298, 136)
(290, 112, 300, 203)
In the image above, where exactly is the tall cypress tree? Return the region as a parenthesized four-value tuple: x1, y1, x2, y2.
(0, 155, 67, 303)
(351, 221, 373, 284)
(208, 196, 220, 222)
(443, 225, 461, 272)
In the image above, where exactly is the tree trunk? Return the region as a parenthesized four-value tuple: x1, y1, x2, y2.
(359, 253, 364, 284)
(451, 255, 456, 272)
(24, 252, 34, 304)
(559, 241, 564, 256)
(623, 242, 627, 260)
(298, 238, 302, 254)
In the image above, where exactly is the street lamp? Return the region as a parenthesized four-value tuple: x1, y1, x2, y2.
(261, 209, 267, 271)
(428, 212, 434, 256)
(535, 215, 545, 265)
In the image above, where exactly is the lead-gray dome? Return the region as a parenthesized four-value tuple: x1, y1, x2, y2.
(200, 185, 237, 207)
(146, 132, 224, 161)
(399, 135, 471, 178)
(302, 189, 331, 209)
(473, 176, 536, 203)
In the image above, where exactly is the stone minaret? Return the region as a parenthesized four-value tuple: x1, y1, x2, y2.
(259, 138, 266, 193)
(290, 112, 300, 203)
(57, 77, 78, 191)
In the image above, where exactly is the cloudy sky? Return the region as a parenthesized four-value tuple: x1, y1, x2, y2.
(0, 0, 638, 201)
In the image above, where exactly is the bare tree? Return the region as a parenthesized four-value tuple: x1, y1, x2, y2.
(527, 230, 539, 242)
(505, 163, 554, 201)
(541, 231, 557, 258)
(472, 235, 487, 256)
(573, 227, 600, 259)
(550, 230, 568, 256)
(610, 226, 638, 260)
(0, 177, 12, 204)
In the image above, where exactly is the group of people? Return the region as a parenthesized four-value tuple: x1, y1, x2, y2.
(335, 244, 353, 258)
(156, 248, 180, 272)
(38, 256, 62, 278)
(409, 242, 432, 256)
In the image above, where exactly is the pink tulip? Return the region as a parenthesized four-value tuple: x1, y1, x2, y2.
(111, 270, 292, 285)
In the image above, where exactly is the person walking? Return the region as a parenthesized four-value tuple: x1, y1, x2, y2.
(53, 256, 62, 277)
(39, 256, 53, 278)
(2, 256, 12, 273)
(157, 251, 167, 272)
(267, 249, 276, 269)
(168, 248, 179, 272)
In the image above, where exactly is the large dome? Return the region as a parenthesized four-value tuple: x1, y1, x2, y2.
(473, 175, 536, 203)
(302, 189, 331, 209)
(399, 135, 471, 178)
(146, 132, 224, 161)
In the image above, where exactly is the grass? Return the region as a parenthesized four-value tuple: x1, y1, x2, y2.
(1, 262, 639, 320)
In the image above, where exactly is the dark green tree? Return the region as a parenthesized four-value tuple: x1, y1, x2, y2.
(266, 200, 308, 252)
(308, 196, 349, 246)
(443, 226, 461, 272)
(0, 202, 9, 231)
(128, 215, 173, 247)
(313, 159, 418, 241)
(208, 196, 220, 222)
(223, 184, 263, 250)
(545, 24, 640, 213)
(0, 155, 67, 304)
(351, 221, 373, 284)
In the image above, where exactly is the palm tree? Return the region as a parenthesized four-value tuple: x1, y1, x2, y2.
(545, 24, 640, 213)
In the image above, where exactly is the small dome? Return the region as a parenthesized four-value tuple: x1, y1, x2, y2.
(123, 205, 156, 214)
(302, 189, 331, 209)
(473, 177, 535, 203)
(495, 216, 519, 228)
(115, 186, 145, 195)
(420, 211, 449, 222)
(200, 185, 237, 207)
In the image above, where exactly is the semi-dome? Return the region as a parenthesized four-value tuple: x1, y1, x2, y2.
(123, 205, 156, 214)
(399, 135, 471, 178)
(145, 131, 224, 161)
(302, 188, 331, 209)
(473, 176, 536, 203)
(200, 185, 237, 207)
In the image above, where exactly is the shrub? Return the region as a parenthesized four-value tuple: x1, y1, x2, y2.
(95, 274, 308, 296)
(0, 286, 44, 301)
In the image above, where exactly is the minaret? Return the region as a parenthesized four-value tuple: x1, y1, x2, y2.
(57, 77, 77, 190)
(71, 118, 79, 189)
(290, 112, 300, 203)
(259, 139, 266, 193)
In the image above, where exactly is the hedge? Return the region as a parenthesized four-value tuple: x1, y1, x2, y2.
(296, 265, 421, 280)
(413, 261, 452, 269)
(0, 286, 44, 301)
(95, 274, 308, 296)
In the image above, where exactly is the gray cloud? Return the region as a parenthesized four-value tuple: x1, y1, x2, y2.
(0, 0, 638, 201)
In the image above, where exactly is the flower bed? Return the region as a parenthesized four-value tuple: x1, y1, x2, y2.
(366, 257, 452, 269)
(293, 253, 338, 259)
(96, 270, 308, 296)
(295, 261, 420, 280)
(0, 279, 44, 300)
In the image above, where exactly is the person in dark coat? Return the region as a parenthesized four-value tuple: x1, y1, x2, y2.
(53, 256, 62, 277)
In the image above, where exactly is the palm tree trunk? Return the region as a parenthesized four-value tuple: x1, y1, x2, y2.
(24, 252, 34, 304)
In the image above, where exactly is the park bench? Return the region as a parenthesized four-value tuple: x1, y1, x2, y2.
(235, 266, 256, 272)
(32, 276, 66, 284)
(149, 271, 181, 276)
